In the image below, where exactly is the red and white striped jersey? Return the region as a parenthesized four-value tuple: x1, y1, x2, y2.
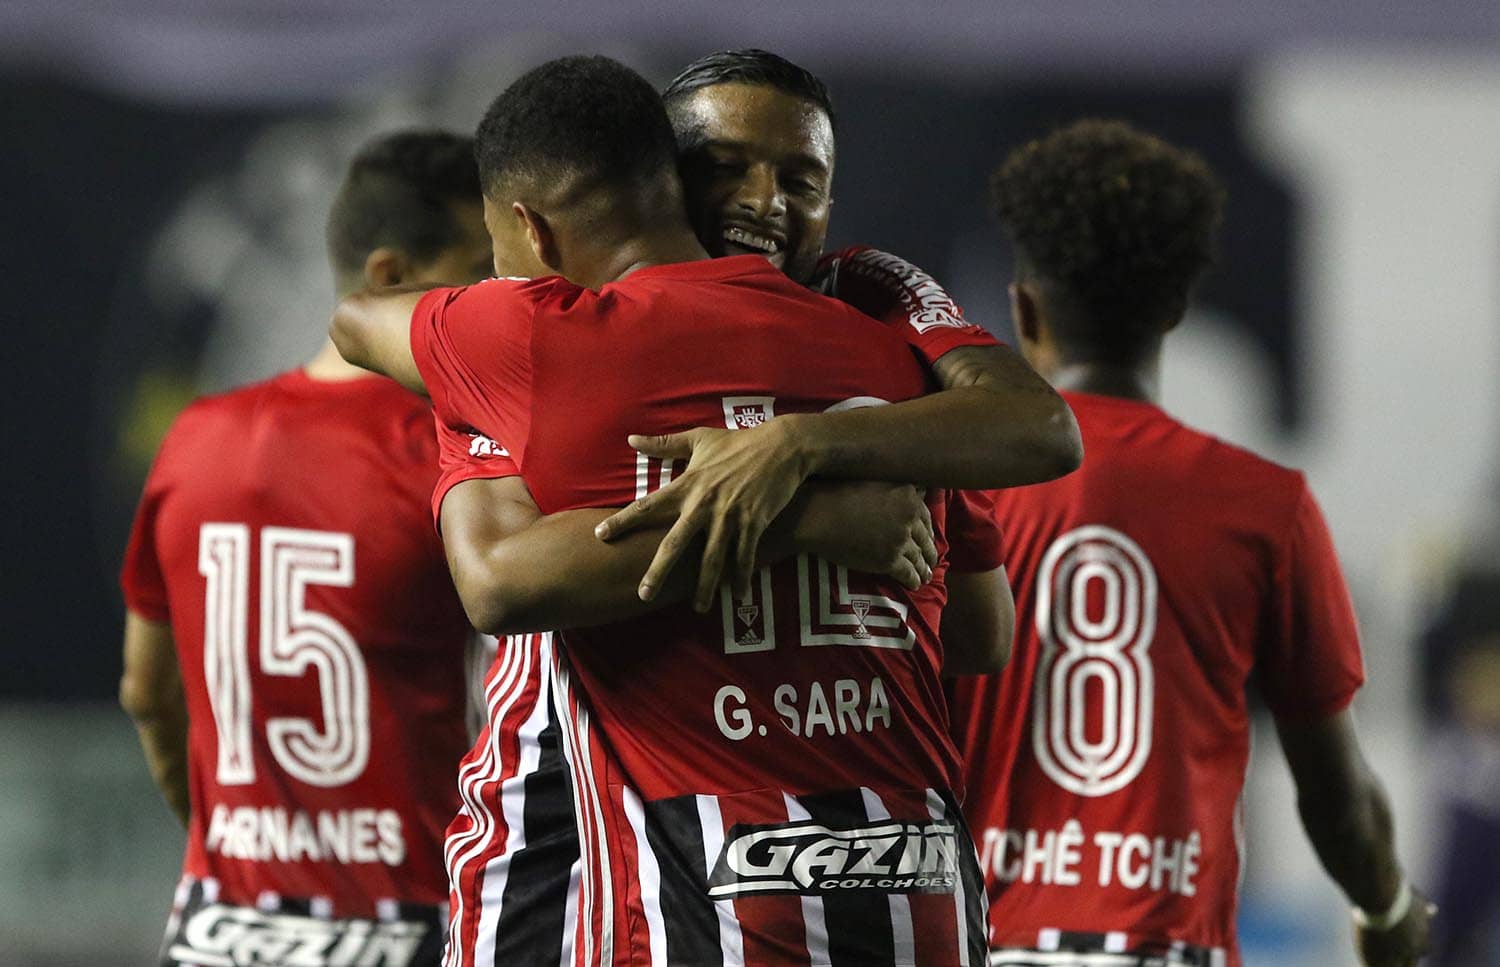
(425, 248, 1004, 967)
(443, 631, 579, 967)
(948, 391, 1366, 966)
(412, 256, 990, 966)
(120, 370, 475, 963)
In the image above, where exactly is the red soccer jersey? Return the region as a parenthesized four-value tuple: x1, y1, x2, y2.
(429, 243, 1002, 524)
(121, 370, 473, 963)
(947, 391, 1366, 966)
(413, 255, 990, 967)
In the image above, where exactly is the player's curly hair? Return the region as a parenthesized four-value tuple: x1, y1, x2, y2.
(990, 119, 1223, 356)
(662, 49, 836, 145)
(326, 129, 479, 277)
(476, 55, 678, 197)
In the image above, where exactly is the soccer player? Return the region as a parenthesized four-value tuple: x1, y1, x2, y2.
(334, 55, 1076, 966)
(947, 119, 1434, 967)
(341, 50, 1073, 967)
(119, 130, 494, 967)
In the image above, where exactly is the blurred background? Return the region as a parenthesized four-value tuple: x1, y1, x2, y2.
(3, 2, 1498, 964)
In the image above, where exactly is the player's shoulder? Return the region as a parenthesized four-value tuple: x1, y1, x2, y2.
(165, 370, 426, 439)
(1071, 390, 1305, 493)
(435, 274, 570, 313)
(161, 373, 285, 437)
(1147, 398, 1307, 501)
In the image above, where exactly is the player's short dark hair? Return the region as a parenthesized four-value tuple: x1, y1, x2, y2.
(326, 129, 480, 276)
(990, 118, 1224, 357)
(662, 48, 836, 141)
(475, 55, 678, 198)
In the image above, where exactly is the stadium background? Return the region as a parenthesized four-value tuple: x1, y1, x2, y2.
(2, 3, 1498, 964)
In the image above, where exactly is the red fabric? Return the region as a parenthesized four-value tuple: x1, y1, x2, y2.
(430, 413, 520, 530)
(945, 488, 1005, 574)
(413, 256, 979, 964)
(948, 390, 1365, 963)
(120, 370, 471, 915)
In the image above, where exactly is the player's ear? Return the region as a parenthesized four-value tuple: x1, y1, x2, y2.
(363, 247, 410, 288)
(512, 203, 559, 272)
(1010, 281, 1042, 344)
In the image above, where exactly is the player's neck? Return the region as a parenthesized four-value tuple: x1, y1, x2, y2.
(304, 339, 384, 383)
(1050, 359, 1161, 404)
(597, 233, 710, 286)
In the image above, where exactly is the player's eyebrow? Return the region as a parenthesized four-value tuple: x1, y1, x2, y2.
(697, 139, 830, 176)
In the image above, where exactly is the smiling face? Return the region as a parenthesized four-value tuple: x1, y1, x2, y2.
(672, 83, 835, 285)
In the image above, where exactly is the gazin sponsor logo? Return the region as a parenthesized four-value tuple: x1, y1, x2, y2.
(707, 818, 958, 898)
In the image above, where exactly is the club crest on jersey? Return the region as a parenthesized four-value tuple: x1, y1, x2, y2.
(722, 396, 776, 431)
(707, 818, 959, 898)
(735, 603, 763, 645)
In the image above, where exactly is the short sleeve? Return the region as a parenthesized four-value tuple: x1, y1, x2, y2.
(1258, 480, 1366, 721)
(813, 245, 1001, 366)
(431, 414, 521, 530)
(120, 468, 171, 622)
(944, 489, 1006, 574)
(409, 280, 537, 465)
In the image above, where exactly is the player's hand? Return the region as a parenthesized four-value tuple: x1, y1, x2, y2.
(795, 482, 936, 589)
(1355, 887, 1436, 967)
(594, 419, 815, 612)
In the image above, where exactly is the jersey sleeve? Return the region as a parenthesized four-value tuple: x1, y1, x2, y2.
(813, 245, 1001, 366)
(431, 414, 521, 530)
(944, 489, 1006, 574)
(1257, 480, 1367, 721)
(410, 280, 536, 467)
(120, 459, 171, 622)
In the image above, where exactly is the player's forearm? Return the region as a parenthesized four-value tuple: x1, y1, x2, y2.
(134, 714, 191, 828)
(456, 508, 703, 634)
(122, 683, 191, 827)
(940, 567, 1014, 676)
(1295, 766, 1405, 913)
(459, 486, 900, 634)
(119, 613, 192, 828)
(781, 381, 1081, 491)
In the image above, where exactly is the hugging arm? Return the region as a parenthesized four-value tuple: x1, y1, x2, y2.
(442, 475, 938, 635)
(329, 286, 436, 392)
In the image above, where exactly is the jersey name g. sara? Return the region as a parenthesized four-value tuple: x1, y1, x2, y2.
(121, 370, 474, 966)
(948, 391, 1366, 967)
(413, 255, 989, 967)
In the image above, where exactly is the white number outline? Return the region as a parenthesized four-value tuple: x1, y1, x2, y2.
(196, 523, 369, 788)
(685, 395, 917, 655)
(1032, 525, 1157, 797)
(260, 527, 369, 787)
(199, 524, 253, 784)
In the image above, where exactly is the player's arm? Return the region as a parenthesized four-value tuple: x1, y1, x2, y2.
(940, 566, 1014, 676)
(598, 310, 1079, 610)
(119, 610, 190, 828)
(1275, 711, 1434, 966)
(1265, 484, 1433, 966)
(329, 285, 439, 393)
(813, 244, 1082, 487)
(442, 475, 936, 635)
